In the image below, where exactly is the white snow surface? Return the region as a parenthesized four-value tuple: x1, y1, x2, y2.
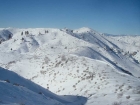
(0, 27, 140, 105)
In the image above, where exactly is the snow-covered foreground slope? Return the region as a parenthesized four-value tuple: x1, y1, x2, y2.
(0, 67, 87, 105)
(0, 27, 140, 105)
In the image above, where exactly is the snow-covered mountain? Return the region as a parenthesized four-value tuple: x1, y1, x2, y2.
(0, 27, 140, 105)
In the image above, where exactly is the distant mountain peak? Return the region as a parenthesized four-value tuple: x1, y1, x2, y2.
(74, 27, 98, 34)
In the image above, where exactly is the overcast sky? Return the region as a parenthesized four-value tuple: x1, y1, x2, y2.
(0, 0, 140, 35)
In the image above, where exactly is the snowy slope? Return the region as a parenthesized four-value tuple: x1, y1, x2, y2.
(0, 27, 140, 105)
(105, 35, 140, 63)
(0, 67, 87, 105)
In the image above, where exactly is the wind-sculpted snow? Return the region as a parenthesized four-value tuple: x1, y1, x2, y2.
(0, 27, 140, 105)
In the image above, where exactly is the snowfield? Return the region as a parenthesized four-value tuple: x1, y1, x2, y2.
(0, 27, 140, 105)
